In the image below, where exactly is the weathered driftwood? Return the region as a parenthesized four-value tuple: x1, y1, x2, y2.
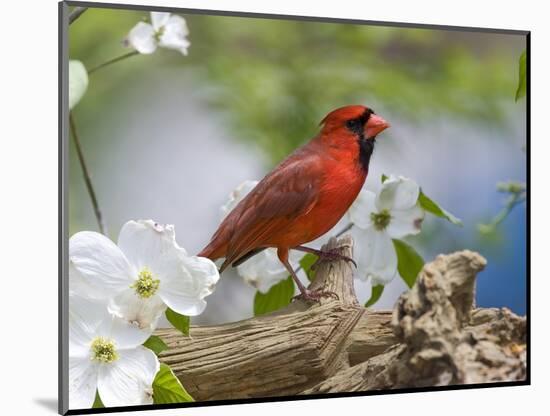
(155, 236, 526, 401)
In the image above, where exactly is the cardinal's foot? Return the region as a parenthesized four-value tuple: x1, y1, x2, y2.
(293, 289, 339, 302)
(310, 247, 357, 269)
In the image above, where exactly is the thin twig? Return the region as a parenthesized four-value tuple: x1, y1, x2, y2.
(69, 112, 107, 235)
(88, 51, 139, 75)
(478, 192, 526, 234)
(335, 223, 353, 238)
(69, 7, 88, 24)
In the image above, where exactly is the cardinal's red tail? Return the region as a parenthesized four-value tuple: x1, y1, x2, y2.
(197, 239, 227, 261)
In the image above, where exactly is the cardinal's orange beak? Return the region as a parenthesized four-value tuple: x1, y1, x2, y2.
(365, 114, 390, 139)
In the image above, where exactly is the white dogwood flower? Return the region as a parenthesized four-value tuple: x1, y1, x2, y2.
(349, 175, 425, 285)
(69, 262, 104, 300)
(219, 180, 258, 219)
(69, 220, 219, 332)
(220, 180, 302, 293)
(69, 295, 159, 408)
(236, 247, 300, 293)
(126, 12, 190, 55)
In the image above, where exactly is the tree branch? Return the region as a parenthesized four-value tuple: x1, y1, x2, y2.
(69, 7, 88, 25)
(69, 113, 107, 235)
(155, 237, 526, 400)
(88, 51, 139, 76)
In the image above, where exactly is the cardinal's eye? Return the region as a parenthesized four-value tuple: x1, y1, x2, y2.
(346, 119, 360, 130)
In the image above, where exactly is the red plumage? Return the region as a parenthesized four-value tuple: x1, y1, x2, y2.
(198, 105, 389, 300)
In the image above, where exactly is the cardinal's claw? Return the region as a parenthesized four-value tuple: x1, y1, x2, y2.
(311, 248, 357, 270)
(339, 254, 357, 268)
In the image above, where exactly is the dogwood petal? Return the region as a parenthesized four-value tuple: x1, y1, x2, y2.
(158, 15, 190, 55)
(158, 255, 219, 316)
(127, 22, 157, 54)
(387, 204, 425, 238)
(150, 11, 171, 31)
(118, 220, 186, 273)
(348, 189, 377, 230)
(353, 228, 397, 284)
(237, 248, 290, 293)
(88, 311, 150, 351)
(69, 262, 106, 300)
(97, 347, 159, 407)
(68, 60, 88, 110)
(69, 356, 98, 409)
(376, 176, 420, 211)
(69, 295, 110, 351)
(352, 228, 374, 281)
(109, 289, 166, 333)
(220, 180, 258, 220)
(70, 231, 134, 293)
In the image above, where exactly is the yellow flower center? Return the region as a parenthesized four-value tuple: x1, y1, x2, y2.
(90, 337, 118, 363)
(154, 26, 165, 42)
(132, 268, 160, 299)
(371, 209, 392, 231)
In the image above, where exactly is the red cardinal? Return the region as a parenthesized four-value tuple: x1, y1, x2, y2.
(198, 105, 389, 300)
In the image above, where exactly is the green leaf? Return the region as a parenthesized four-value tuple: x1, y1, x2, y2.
(253, 276, 295, 316)
(515, 50, 526, 101)
(153, 363, 194, 404)
(69, 60, 88, 110)
(143, 335, 168, 356)
(381, 173, 389, 183)
(365, 284, 384, 307)
(299, 253, 318, 281)
(92, 391, 104, 408)
(418, 190, 462, 226)
(393, 239, 424, 288)
(165, 308, 190, 336)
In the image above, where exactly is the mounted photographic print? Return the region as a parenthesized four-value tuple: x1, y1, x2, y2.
(59, 1, 530, 414)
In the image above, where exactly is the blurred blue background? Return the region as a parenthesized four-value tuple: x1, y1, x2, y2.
(68, 7, 527, 323)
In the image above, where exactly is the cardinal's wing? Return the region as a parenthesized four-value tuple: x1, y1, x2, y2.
(220, 151, 324, 270)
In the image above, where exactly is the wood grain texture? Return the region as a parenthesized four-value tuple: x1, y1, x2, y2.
(155, 236, 526, 401)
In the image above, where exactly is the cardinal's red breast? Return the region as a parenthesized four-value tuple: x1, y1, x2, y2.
(198, 105, 389, 270)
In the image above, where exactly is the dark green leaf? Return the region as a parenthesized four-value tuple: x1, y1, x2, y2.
(418, 190, 462, 226)
(253, 276, 295, 316)
(299, 253, 318, 281)
(143, 335, 168, 356)
(381, 173, 389, 183)
(92, 391, 104, 408)
(365, 284, 384, 307)
(515, 50, 526, 101)
(393, 239, 424, 288)
(165, 308, 190, 336)
(153, 363, 194, 404)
